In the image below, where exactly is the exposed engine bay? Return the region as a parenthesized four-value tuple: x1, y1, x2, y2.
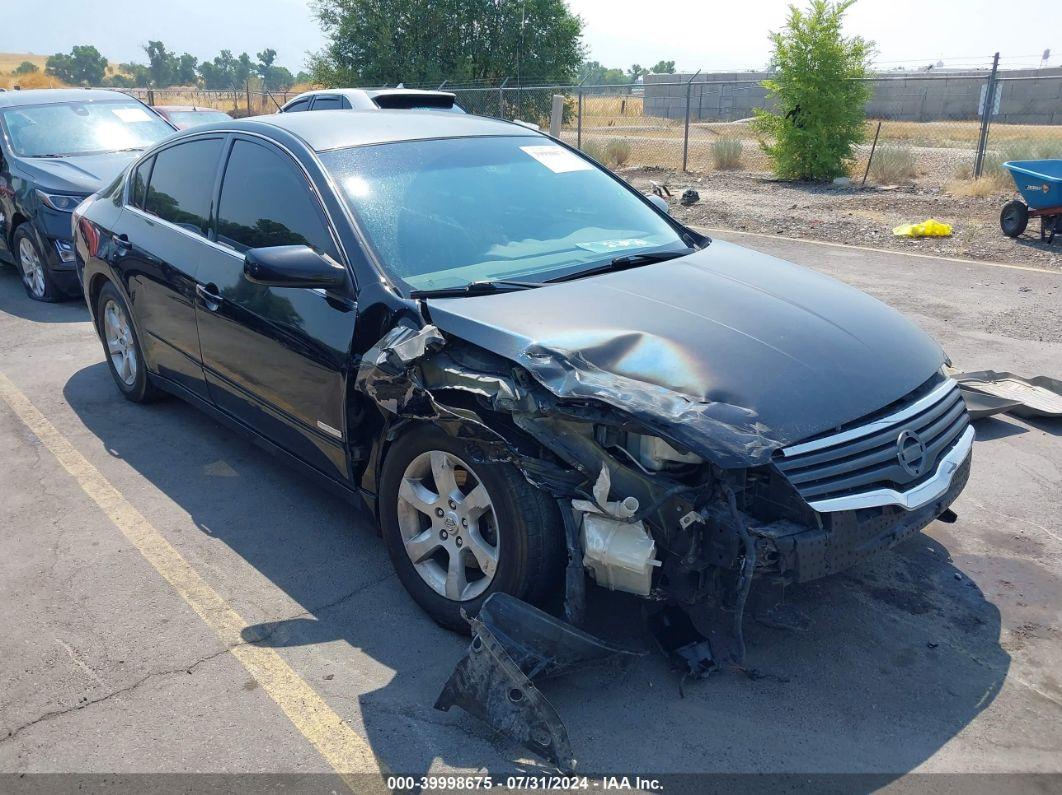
(353, 321, 972, 770)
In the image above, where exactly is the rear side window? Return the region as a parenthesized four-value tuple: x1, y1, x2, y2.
(311, 96, 344, 111)
(143, 138, 224, 237)
(284, 98, 309, 112)
(129, 156, 153, 209)
(216, 139, 337, 257)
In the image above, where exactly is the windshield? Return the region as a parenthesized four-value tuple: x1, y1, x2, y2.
(320, 136, 687, 291)
(0, 100, 173, 158)
(167, 110, 232, 128)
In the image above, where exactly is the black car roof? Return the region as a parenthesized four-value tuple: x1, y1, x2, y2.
(0, 88, 137, 108)
(183, 109, 541, 152)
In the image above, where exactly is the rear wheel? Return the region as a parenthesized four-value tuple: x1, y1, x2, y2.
(1000, 200, 1029, 238)
(14, 225, 59, 302)
(96, 281, 161, 403)
(379, 424, 564, 632)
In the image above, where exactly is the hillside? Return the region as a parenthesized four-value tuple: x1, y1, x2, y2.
(0, 51, 125, 89)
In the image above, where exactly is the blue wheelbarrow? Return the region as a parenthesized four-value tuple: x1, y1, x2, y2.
(1000, 159, 1062, 244)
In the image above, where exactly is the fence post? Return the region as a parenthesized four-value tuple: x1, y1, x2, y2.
(549, 94, 564, 137)
(577, 90, 583, 150)
(498, 77, 510, 119)
(973, 52, 1000, 179)
(147, 88, 155, 106)
(682, 70, 701, 173)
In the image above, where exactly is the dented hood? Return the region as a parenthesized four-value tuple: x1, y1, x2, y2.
(425, 240, 944, 467)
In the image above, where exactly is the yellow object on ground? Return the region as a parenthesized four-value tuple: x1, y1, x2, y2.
(893, 218, 953, 238)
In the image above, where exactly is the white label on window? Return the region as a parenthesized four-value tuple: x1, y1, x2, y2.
(520, 145, 592, 174)
(112, 107, 152, 123)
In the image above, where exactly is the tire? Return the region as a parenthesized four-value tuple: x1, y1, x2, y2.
(13, 225, 60, 302)
(1000, 200, 1029, 238)
(379, 424, 564, 633)
(96, 281, 161, 403)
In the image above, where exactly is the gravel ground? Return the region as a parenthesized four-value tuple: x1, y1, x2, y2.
(623, 167, 1062, 269)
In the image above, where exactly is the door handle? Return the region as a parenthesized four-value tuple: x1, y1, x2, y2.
(196, 282, 222, 311)
(112, 233, 132, 250)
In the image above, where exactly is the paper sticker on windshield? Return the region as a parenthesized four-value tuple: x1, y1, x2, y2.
(520, 145, 592, 174)
(112, 107, 152, 123)
(576, 239, 653, 254)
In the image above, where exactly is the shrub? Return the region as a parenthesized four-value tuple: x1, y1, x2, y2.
(581, 140, 607, 163)
(752, 0, 873, 181)
(604, 139, 631, 167)
(713, 138, 744, 169)
(980, 140, 1062, 188)
(582, 139, 630, 168)
(868, 144, 916, 183)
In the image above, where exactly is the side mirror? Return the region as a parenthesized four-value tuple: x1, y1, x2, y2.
(647, 194, 670, 215)
(244, 245, 347, 290)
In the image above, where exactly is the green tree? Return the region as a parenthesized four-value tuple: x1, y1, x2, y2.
(119, 62, 152, 87)
(752, 0, 873, 180)
(650, 60, 675, 74)
(45, 45, 108, 85)
(176, 53, 199, 85)
(12, 61, 39, 75)
(627, 64, 647, 81)
(104, 73, 136, 88)
(199, 50, 240, 90)
(310, 0, 583, 87)
(144, 40, 177, 86)
(577, 60, 627, 90)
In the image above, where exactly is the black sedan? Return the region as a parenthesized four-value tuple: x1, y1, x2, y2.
(73, 110, 972, 665)
(0, 89, 174, 301)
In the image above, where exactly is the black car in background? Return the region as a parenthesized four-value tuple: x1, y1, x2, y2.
(0, 89, 174, 301)
(72, 110, 972, 666)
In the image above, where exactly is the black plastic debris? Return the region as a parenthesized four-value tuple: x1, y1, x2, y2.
(953, 371, 1062, 419)
(680, 188, 700, 206)
(648, 605, 714, 680)
(435, 593, 640, 771)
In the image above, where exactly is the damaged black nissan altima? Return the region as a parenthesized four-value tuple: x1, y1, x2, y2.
(75, 110, 973, 679)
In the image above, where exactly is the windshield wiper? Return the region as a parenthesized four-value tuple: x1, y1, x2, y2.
(409, 279, 542, 299)
(546, 248, 694, 283)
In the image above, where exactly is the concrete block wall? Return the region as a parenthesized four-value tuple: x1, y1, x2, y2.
(643, 69, 1062, 124)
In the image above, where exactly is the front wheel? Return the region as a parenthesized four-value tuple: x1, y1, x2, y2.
(14, 225, 60, 302)
(379, 425, 564, 632)
(1000, 200, 1029, 238)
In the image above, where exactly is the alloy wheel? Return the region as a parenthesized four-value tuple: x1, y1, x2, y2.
(395, 450, 500, 602)
(18, 237, 46, 299)
(103, 299, 138, 386)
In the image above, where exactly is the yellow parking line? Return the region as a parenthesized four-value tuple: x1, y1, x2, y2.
(697, 226, 1062, 275)
(0, 371, 386, 792)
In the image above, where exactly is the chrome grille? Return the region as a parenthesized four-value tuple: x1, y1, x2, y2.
(775, 378, 971, 512)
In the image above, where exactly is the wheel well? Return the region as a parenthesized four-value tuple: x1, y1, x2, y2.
(87, 273, 111, 330)
(8, 213, 28, 249)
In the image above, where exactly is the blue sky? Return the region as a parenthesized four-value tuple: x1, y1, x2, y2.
(1, 0, 1056, 74)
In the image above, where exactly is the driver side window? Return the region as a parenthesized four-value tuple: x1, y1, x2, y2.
(216, 139, 338, 259)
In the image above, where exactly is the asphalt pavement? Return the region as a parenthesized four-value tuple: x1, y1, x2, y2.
(1, 233, 1059, 789)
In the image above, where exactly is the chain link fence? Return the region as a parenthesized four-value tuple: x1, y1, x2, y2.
(122, 65, 1062, 193)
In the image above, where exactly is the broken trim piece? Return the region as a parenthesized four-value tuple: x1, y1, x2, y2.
(953, 370, 1062, 419)
(435, 594, 642, 771)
